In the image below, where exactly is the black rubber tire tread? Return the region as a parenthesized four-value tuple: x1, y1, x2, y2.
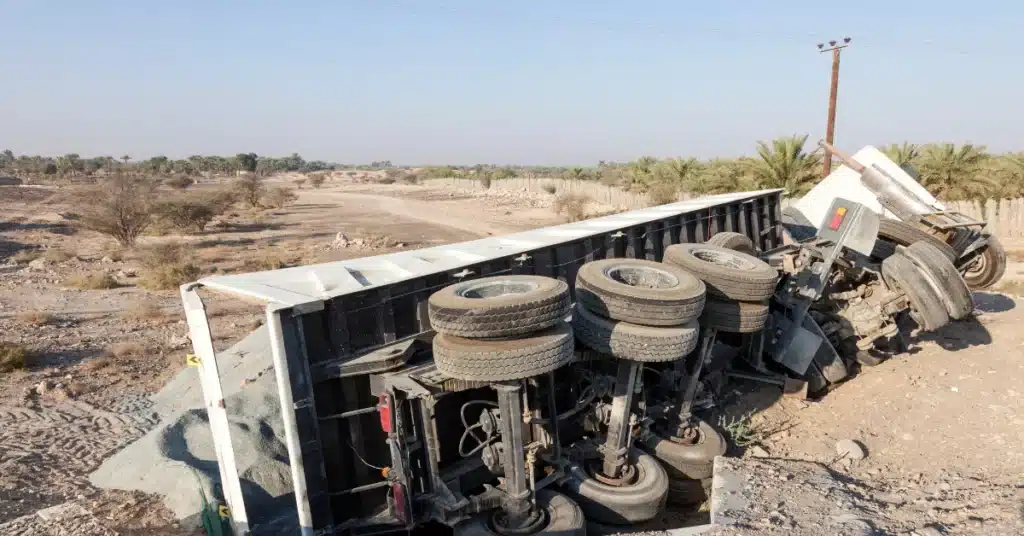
(663, 243, 778, 301)
(870, 238, 899, 261)
(428, 275, 570, 339)
(706, 232, 757, 256)
(962, 233, 1007, 289)
(560, 451, 669, 525)
(882, 254, 950, 332)
(575, 258, 706, 326)
(876, 219, 956, 262)
(903, 241, 974, 320)
(666, 477, 712, 507)
(699, 299, 769, 334)
(639, 418, 726, 482)
(856, 350, 885, 367)
(433, 323, 575, 381)
(572, 304, 699, 362)
(454, 489, 585, 536)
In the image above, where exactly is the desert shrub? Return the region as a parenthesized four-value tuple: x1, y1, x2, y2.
(542, 184, 557, 194)
(138, 242, 201, 290)
(400, 172, 419, 184)
(552, 192, 590, 222)
(81, 357, 110, 371)
(10, 250, 41, 264)
(66, 272, 119, 290)
(120, 302, 167, 322)
(293, 178, 307, 188)
(479, 176, 492, 189)
(77, 175, 156, 246)
(646, 182, 679, 206)
(16, 311, 55, 326)
(153, 200, 215, 234)
(0, 342, 29, 373)
(205, 188, 238, 214)
(263, 186, 298, 208)
(107, 342, 146, 359)
(164, 175, 195, 190)
(242, 251, 291, 271)
(233, 175, 265, 207)
(377, 177, 396, 184)
(42, 248, 75, 263)
(307, 173, 327, 188)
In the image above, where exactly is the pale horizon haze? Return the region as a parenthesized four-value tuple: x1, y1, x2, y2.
(0, 1, 1019, 166)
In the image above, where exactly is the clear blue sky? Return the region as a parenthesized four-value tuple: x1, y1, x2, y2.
(0, 1, 1018, 166)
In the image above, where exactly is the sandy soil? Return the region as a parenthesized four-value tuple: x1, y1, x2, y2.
(1, 175, 1022, 534)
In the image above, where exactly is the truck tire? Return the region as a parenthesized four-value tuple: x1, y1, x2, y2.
(876, 220, 956, 262)
(454, 489, 585, 536)
(572, 304, 699, 362)
(961, 233, 1007, 289)
(699, 299, 770, 333)
(560, 452, 669, 525)
(640, 418, 726, 482)
(706, 232, 757, 256)
(903, 242, 974, 320)
(663, 244, 779, 302)
(429, 275, 570, 339)
(433, 323, 574, 381)
(575, 258, 706, 326)
(667, 477, 713, 507)
(881, 254, 950, 332)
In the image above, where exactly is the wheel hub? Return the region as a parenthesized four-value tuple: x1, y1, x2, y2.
(587, 459, 638, 487)
(491, 507, 547, 536)
(671, 424, 703, 445)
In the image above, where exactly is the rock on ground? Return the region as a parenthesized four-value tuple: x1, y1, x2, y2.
(89, 327, 293, 531)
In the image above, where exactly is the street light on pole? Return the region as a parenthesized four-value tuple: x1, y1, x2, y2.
(819, 36, 851, 177)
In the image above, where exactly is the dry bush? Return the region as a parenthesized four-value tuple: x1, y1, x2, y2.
(263, 186, 298, 209)
(479, 176, 492, 189)
(43, 248, 75, 263)
(242, 251, 291, 271)
(11, 250, 41, 264)
(293, 178, 307, 188)
(400, 172, 419, 184)
(107, 342, 146, 359)
(553, 192, 591, 222)
(82, 357, 111, 371)
(153, 200, 216, 234)
(16, 311, 55, 326)
(164, 175, 195, 190)
(66, 272, 119, 290)
(205, 188, 239, 214)
(542, 184, 557, 194)
(0, 342, 30, 373)
(233, 175, 265, 207)
(308, 173, 327, 188)
(138, 242, 201, 290)
(121, 302, 167, 323)
(77, 175, 157, 247)
(647, 182, 679, 206)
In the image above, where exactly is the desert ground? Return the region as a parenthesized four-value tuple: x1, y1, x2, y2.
(1, 174, 1022, 535)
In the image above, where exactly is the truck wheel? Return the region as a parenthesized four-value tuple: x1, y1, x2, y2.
(433, 323, 575, 381)
(454, 489, 585, 536)
(876, 220, 956, 262)
(575, 258, 706, 326)
(572, 304, 699, 362)
(881, 254, 950, 332)
(699, 299, 769, 333)
(667, 477, 713, 507)
(560, 452, 669, 525)
(663, 244, 779, 302)
(640, 418, 725, 486)
(429, 275, 570, 339)
(706, 232, 757, 256)
(902, 242, 974, 320)
(961, 234, 1007, 289)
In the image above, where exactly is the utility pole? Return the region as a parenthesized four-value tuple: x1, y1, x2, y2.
(818, 37, 851, 177)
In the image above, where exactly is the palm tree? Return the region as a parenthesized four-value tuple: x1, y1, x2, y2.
(749, 134, 822, 196)
(692, 158, 757, 195)
(916, 143, 995, 201)
(881, 142, 920, 167)
(653, 158, 701, 190)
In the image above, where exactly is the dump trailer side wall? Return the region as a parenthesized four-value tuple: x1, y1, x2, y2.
(194, 189, 785, 534)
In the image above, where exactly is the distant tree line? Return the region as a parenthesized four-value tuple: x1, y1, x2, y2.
(3, 136, 1023, 201)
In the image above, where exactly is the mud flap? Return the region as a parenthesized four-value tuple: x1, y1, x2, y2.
(766, 310, 848, 384)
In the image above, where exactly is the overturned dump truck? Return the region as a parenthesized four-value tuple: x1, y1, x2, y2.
(181, 148, 976, 535)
